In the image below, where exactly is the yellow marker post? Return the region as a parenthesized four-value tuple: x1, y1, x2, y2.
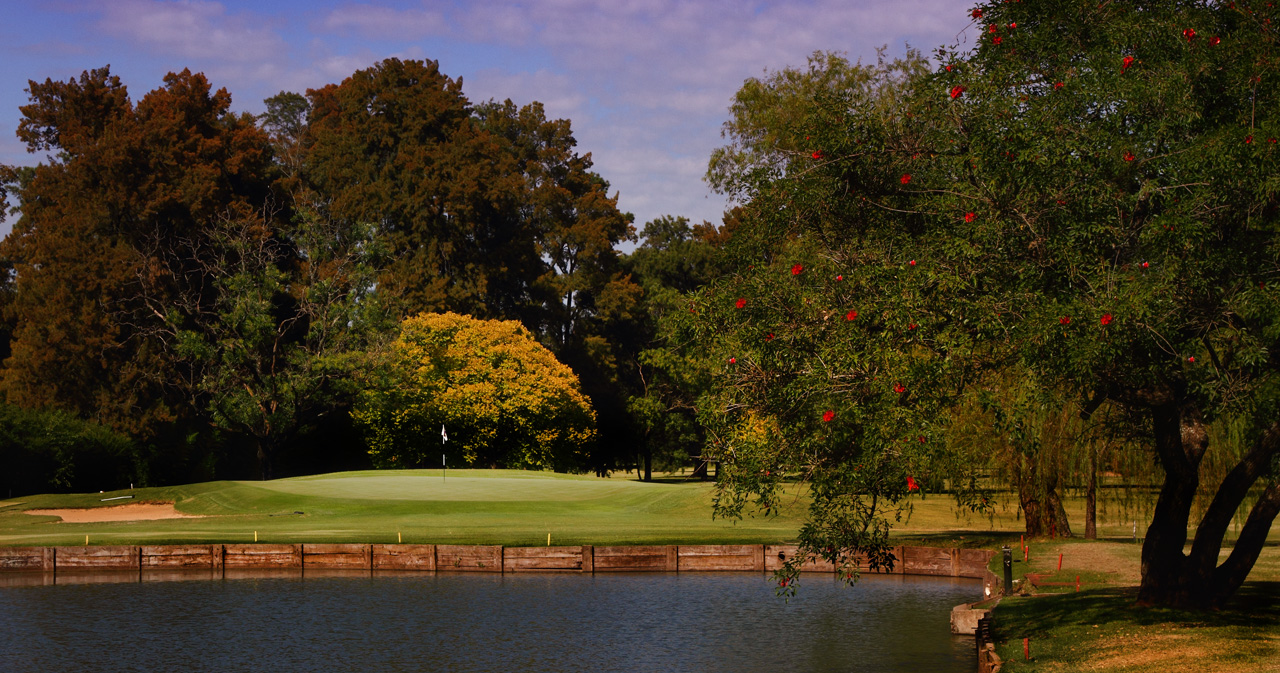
(547, 533, 551, 547)
(398, 531, 402, 543)
(254, 530, 258, 542)
(85, 535, 89, 546)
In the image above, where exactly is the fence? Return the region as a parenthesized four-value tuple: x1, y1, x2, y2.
(0, 543, 993, 579)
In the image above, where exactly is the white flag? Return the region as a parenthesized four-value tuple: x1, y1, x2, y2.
(441, 425, 448, 443)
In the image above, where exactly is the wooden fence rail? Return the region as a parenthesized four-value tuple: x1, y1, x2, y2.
(0, 544, 994, 578)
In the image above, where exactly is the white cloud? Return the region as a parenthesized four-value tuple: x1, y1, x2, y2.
(318, 4, 448, 40)
(97, 0, 286, 63)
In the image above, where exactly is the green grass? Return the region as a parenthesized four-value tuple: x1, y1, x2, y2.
(990, 584, 1280, 672)
(0, 469, 815, 547)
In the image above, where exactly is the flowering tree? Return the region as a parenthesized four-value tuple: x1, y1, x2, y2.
(699, 0, 1280, 609)
(354, 312, 597, 472)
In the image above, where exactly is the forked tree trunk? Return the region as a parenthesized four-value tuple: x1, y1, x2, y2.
(1136, 391, 1280, 609)
(1018, 479, 1073, 538)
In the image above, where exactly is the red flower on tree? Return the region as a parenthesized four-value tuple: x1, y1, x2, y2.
(950, 85, 966, 99)
(1210, 36, 1221, 46)
(1141, 261, 1149, 269)
(1059, 316, 1071, 325)
(1123, 151, 1135, 162)
(765, 332, 775, 341)
(894, 383, 906, 394)
(1101, 313, 1113, 326)
(735, 298, 747, 309)
(906, 476, 920, 492)
(909, 259, 917, 266)
(1054, 81, 1064, 89)
(971, 8, 983, 18)
(993, 36, 1003, 45)
(1188, 356, 1196, 363)
(846, 310, 858, 321)
(965, 212, 976, 223)
(988, 24, 997, 33)
(1122, 55, 1135, 71)
(1246, 135, 1253, 144)
(900, 173, 912, 184)
(1183, 27, 1197, 41)
(812, 150, 824, 159)
(729, 357, 736, 364)
(791, 263, 804, 275)
(823, 410, 835, 423)
(908, 323, 917, 330)
(836, 274, 843, 281)
(1009, 22, 1017, 29)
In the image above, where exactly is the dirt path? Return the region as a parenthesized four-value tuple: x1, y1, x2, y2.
(25, 503, 200, 523)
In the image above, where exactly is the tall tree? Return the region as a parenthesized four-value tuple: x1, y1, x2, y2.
(699, 0, 1280, 610)
(1, 67, 277, 445)
(304, 58, 535, 320)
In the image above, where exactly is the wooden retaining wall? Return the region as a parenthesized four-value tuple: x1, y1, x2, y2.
(0, 543, 994, 579)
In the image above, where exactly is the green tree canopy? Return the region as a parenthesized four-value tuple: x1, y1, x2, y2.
(697, 0, 1280, 609)
(355, 312, 597, 472)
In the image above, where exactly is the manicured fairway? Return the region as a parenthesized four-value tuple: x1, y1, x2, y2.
(0, 470, 814, 547)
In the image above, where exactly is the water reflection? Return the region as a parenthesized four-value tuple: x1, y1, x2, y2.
(0, 570, 978, 672)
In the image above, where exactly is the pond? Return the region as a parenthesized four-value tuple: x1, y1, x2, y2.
(0, 570, 978, 672)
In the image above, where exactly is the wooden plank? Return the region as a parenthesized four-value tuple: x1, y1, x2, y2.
(372, 544, 436, 571)
(0, 547, 54, 572)
(958, 549, 994, 578)
(764, 545, 836, 573)
(223, 544, 301, 568)
(503, 546, 584, 572)
(436, 545, 502, 572)
(752, 544, 765, 571)
(141, 545, 216, 569)
(594, 545, 674, 572)
(303, 543, 371, 569)
(902, 546, 953, 576)
(677, 545, 759, 571)
(581, 545, 593, 573)
(55, 546, 140, 570)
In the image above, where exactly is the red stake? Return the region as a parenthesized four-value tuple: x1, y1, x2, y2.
(1076, 575, 1081, 592)
(1024, 637, 1030, 661)
(1024, 544, 1028, 562)
(1058, 553, 1063, 571)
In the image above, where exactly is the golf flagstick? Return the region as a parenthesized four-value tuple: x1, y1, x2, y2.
(442, 424, 448, 483)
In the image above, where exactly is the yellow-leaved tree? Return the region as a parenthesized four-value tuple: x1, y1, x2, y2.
(354, 312, 596, 472)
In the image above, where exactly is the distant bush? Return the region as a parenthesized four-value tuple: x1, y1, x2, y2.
(0, 404, 141, 497)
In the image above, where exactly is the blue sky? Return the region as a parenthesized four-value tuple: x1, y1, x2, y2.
(0, 0, 977, 239)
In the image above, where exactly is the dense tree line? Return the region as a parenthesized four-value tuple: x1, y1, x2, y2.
(0, 59, 727, 489)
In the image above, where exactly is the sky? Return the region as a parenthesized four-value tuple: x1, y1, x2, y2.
(0, 0, 978, 240)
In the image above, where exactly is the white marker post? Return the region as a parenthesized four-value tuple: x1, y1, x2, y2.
(441, 424, 448, 483)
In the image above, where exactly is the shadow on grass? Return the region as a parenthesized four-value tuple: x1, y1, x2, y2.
(995, 582, 1280, 641)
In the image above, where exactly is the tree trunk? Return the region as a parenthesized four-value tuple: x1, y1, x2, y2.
(1131, 392, 1280, 609)
(257, 439, 276, 481)
(1017, 462, 1072, 538)
(1085, 445, 1097, 540)
(643, 447, 652, 482)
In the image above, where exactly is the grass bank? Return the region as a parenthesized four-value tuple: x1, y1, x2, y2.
(986, 538, 1280, 672)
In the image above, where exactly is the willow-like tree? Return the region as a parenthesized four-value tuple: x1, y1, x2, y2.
(697, 0, 1280, 610)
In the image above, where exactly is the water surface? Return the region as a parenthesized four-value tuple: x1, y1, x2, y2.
(0, 571, 977, 673)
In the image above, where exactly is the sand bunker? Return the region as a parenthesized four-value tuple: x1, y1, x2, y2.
(25, 503, 200, 523)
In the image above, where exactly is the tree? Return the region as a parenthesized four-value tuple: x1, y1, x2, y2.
(1, 67, 277, 447)
(699, 0, 1280, 609)
(130, 205, 386, 480)
(624, 214, 736, 480)
(354, 312, 596, 472)
(304, 59, 538, 320)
